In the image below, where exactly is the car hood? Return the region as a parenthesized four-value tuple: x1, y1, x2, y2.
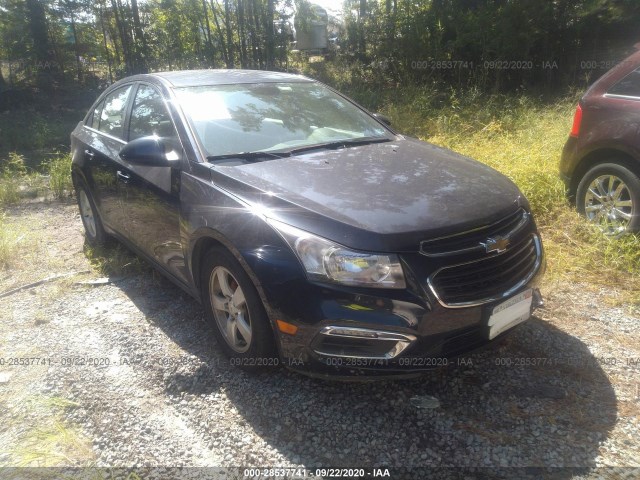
(211, 136, 526, 252)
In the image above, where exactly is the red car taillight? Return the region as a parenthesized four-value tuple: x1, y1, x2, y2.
(570, 104, 583, 137)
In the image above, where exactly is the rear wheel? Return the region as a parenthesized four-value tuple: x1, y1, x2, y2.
(75, 181, 108, 246)
(576, 162, 640, 235)
(201, 246, 277, 370)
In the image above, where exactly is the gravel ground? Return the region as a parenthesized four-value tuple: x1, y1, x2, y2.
(0, 200, 639, 479)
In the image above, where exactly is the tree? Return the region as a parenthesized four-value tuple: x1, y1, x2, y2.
(25, 0, 58, 85)
(266, 0, 275, 68)
(130, 0, 148, 72)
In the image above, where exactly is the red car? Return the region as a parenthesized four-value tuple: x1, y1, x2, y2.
(560, 48, 640, 234)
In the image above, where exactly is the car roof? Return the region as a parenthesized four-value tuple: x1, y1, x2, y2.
(139, 69, 313, 87)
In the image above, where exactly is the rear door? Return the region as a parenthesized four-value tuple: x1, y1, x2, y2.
(82, 84, 135, 236)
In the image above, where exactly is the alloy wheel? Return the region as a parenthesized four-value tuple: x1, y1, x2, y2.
(209, 266, 252, 353)
(584, 174, 634, 235)
(78, 189, 97, 238)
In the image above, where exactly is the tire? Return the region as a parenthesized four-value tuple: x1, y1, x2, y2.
(74, 180, 108, 246)
(576, 162, 640, 235)
(200, 246, 278, 370)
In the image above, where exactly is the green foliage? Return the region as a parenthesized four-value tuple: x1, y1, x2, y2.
(0, 0, 639, 94)
(0, 212, 24, 269)
(0, 178, 20, 205)
(3, 151, 28, 175)
(6, 395, 94, 466)
(340, 0, 640, 91)
(83, 243, 148, 277)
(0, 110, 53, 151)
(0, 150, 74, 204)
(47, 152, 73, 199)
(0, 152, 26, 205)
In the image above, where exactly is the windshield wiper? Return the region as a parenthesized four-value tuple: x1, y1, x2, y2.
(206, 150, 290, 163)
(206, 137, 391, 163)
(284, 136, 391, 156)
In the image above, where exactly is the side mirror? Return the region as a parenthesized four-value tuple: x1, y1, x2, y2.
(373, 113, 392, 126)
(119, 136, 180, 166)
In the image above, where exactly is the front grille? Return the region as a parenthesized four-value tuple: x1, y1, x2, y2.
(428, 234, 541, 306)
(420, 208, 529, 257)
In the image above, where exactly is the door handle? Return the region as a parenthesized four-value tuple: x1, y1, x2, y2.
(84, 149, 95, 159)
(116, 170, 130, 182)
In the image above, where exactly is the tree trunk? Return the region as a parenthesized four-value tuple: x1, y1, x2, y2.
(224, 0, 235, 68)
(201, 0, 215, 66)
(108, 14, 122, 68)
(246, 0, 258, 68)
(98, 2, 114, 82)
(359, 0, 367, 57)
(111, 0, 133, 74)
(251, 0, 263, 68)
(130, 0, 148, 73)
(385, 0, 392, 52)
(25, 0, 55, 86)
(210, 0, 229, 67)
(67, 5, 83, 82)
(266, 0, 275, 69)
(238, 0, 248, 68)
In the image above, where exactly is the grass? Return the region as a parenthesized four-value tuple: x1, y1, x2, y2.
(0, 151, 73, 206)
(46, 151, 73, 199)
(0, 176, 21, 205)
(83, 243, 149, 277)
(0, 152, 26, 205)
(0, 93, 88, 156)
(0, 212, 26, 270)
(0, 85, 88, 205)
(2, 395, 95, 467)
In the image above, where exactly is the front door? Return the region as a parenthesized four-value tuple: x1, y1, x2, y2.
(117, 83, 189, 285)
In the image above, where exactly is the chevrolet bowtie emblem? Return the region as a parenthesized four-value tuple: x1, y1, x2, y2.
(481, 235, 510, 254)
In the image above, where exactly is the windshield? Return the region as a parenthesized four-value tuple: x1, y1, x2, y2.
(174, 82, 391, 160)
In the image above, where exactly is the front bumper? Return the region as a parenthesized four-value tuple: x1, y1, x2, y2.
(269, 258, 545, 378)
(243, 208, 546, 378)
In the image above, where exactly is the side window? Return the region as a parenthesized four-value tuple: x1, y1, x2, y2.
(98, 85, 133, 139)
(608, 68, 640, 98)
(129, 84, 178, 141)
(90, 100, 103, 130)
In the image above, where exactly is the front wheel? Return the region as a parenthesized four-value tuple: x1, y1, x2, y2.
(576, 162, 640, 235)
(201, 246, 278, 370)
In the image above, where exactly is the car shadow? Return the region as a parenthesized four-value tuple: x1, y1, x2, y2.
(114, 269, 616, 475)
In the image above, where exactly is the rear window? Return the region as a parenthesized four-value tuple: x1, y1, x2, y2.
(608, 67, 640, 98)
(88, 100, 104, 130)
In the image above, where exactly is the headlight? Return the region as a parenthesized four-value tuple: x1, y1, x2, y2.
(268, 219, 406, 289)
